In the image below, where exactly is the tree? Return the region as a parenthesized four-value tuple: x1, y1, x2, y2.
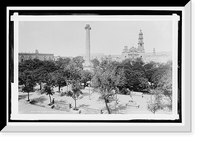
(63, 59, 82, 85)
(111, 66, 126, 88)
(92, 60, 118, 92)
(55, 57, 71, 69)
(143, 61, 159, 86)
(159, 67, 172, 101)
(120, 58, 149, 92)
(34, 60, 57, 90)
(91, 59, 126, 114)
(147, 89, 165, 114)
(19, 59, 57, 91)
(51, 70, 66, 92)
(43, 85, 55, 105)
(42, 60, 57, 72)
(129, 70, 149, 91)
(156, 61, 172, 105)
(34, 69, 48, 90)
(151, 61, 172, 96)
(71, 56, 85, 69)
(80, 70, 92, 87)
(20, 70, 36, 101)
(60, 56, 84, 94)
(148, 61, 172, 112)
(19, 59, 36, 72)
(91, 58, 100, 68)
(43, 74, 55, 105)
(71, 81, 82, 110)
(99, 58, 110, 71)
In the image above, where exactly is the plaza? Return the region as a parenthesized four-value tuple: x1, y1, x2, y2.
(18, 85, 171, 114)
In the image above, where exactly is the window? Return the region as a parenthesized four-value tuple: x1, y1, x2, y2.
(20, 55, 24, 62)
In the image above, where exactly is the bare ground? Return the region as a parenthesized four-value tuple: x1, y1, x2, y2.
(18, 87, 172, 114)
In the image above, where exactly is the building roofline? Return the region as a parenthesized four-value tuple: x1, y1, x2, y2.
(19, 53, 54, 55)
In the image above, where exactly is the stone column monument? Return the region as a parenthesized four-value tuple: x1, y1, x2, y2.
(84, 24, 91, 70)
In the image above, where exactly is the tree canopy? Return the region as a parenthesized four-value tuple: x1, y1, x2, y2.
(18, 56, 173, 114)
(19, 57, 172, 95)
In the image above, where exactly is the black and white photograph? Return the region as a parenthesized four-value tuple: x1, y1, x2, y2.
(9, 13, 180, 121)
(18, 21, 173, 114)
(3, 3, 192, 132)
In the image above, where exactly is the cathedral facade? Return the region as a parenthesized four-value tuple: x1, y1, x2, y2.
(121, 30, 172, 63)
(122, 30, 145, 60)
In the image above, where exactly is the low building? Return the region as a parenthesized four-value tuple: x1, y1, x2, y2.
(19, 49, 54, 62)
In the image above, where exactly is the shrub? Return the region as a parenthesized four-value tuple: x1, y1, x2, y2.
(147, 89, 164, 114)
(147, 102, 160, 114)
(66, 91, 73, 97)
(120, 87, 128, 95)
(60, 91, 67, 97)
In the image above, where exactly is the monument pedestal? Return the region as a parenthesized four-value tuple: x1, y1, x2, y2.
(83, 55, 93, 71)
(83, 65, 92, 70)
(83, 63, 93, 71)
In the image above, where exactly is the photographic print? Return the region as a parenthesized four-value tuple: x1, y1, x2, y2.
(10, 14, 180, 121)
(1, 1, 194, 134)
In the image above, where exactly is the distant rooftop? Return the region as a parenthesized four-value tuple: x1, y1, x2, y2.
(80, 53, 105, 56)
(19, 49, 54, 55)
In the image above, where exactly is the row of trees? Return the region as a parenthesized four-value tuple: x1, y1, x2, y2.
(19, 57, 91, 106)
(91, 57, 172, 113)
(19, 56, 172, 113)
(91, 57, 172, 93)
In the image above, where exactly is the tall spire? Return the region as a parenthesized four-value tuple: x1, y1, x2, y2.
(138, 30, 145, 53)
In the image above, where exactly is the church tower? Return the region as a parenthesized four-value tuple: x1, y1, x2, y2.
(138, 30, 145, 53)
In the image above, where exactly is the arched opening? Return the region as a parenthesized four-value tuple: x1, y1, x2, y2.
(21, 55, 24, 62)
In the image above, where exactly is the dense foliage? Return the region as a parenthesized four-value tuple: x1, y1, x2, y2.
(19, 57, 172, 113)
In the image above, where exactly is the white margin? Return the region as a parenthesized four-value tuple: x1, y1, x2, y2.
(11, 15, 177, 21)
(7, 6, 184, 11)
(8, 7, 184, 129)
(5, 5, 192, 132)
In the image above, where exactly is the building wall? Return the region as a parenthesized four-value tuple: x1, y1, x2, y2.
(19, 53, 54, 62)
(139, 52, 172, 63)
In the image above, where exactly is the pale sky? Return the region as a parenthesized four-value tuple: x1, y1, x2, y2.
(19, 21, 172, 57)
